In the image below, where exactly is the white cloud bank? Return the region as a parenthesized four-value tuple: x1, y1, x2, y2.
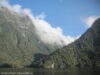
(83, 16, 99, 27)
(0, 0, 76, 46)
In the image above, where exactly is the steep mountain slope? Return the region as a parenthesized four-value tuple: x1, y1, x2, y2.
(43, 18, 100, 68)
(0, 7, 59, 68)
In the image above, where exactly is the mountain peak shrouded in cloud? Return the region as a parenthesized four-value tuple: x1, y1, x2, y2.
(82, 16, 99, 27)
(0, 0, 76, 46)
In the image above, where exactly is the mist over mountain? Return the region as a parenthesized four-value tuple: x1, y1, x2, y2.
(0, 7, 65, 68)
(0, 0, 77, 67)
(0, 0, 75, 47)
(0, 0, 76, 68)
(0, 0, 99, 69)
(43, 18, 100, 69)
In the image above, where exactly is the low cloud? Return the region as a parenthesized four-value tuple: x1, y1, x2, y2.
(0, 0, 76, 46)
(0, 0, 9, 7)
(82, 16, 99, 27)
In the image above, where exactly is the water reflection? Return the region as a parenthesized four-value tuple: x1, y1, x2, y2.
(0, 68, 100, 75)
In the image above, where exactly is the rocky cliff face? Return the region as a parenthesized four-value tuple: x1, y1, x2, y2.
(43, 18, 100, 69)
(0, 7, 59, 68)
(0, 7, 100, 69)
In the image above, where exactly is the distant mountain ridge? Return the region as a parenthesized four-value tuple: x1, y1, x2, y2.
(0, 7, 60, 68)
(43, 18, 100, 69)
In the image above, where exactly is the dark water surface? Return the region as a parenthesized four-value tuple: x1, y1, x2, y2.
(0, 68, 100, 75)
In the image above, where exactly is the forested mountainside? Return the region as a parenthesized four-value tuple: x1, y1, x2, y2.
(43, 18, 100, 69)
(0, 7, 59, 68)
(0, 7, 100, 69)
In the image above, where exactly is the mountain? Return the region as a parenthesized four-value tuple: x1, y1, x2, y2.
(0, 7, 59, 68)
(43, 18, 100, 69)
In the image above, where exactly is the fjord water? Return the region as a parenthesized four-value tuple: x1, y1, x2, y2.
(0, 68, 100, 75)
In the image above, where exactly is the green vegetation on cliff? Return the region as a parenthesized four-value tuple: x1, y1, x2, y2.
(43, 18, 100, 69)
(0, 7, 58, 68)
